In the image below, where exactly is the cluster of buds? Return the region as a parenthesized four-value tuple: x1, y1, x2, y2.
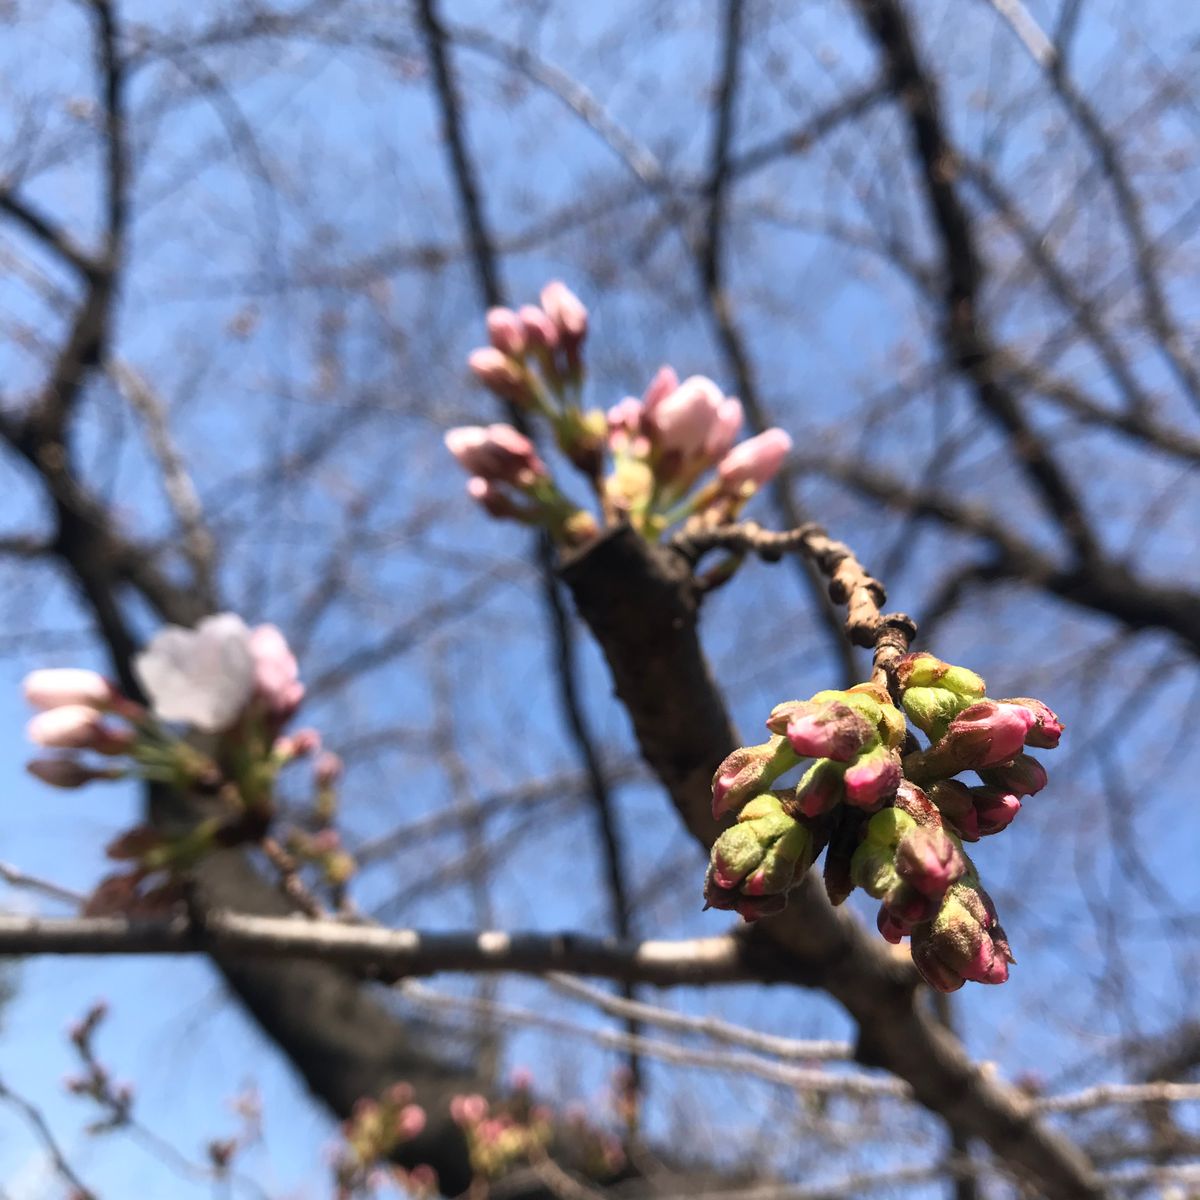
(332, 1084, 435, 1200)
(451, 1072, 625, 1186)
(22, 614, 352, 916)
(705, 654, 1062, 991)
(450, 1089, 553, 1180)
(448, 281, 792, 550)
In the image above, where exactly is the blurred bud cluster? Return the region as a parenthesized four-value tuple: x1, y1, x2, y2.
(705, 653, 1063, 991)
(332, 1083, 435, 1199)
(447, 281, 792, 547)
(22, 614, 352, 914)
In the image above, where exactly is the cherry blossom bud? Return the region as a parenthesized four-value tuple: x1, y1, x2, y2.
(705, 795, 812, 918)
(486, 307, 527, 357)
(395, 1104, 426, 1139)
(540, 281, 588, 346)
(518, 304, 559, 352)
(906, 699, 1037, 782)
(927, 779, 981, 842)
(249, 624, 304, 716)
(23, 669, 114, 711)
(1000, 697, 1063, 749)
(27, 706, 133, 755)
(703, 398, 744, 461)
(450, 1094, 489, 1125)
(970, 786, 1022, 836)
(315, 751, 343, 788)
(901, 686, 969, 741)
(444, 425, 546, 487)
(894, 826, 965, 899)
(791, 758, 846, 817)
(26, 758, 124, 788)
(842, 744, 902, 809)
(717, 428, 793, 491)
(651, 376, 724, 458)
(977, 753, 1047, 797)
(467, 347, 530, 404)
(895, 653, 985, 699)
(783, 700, 876, 762)
(607, 397, 644, 439)
(911, 882, 1014, 990)
(711, 737, 799, 819)
(641, 365, 679, 417)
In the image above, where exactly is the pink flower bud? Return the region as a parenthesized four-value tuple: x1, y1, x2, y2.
(651, 376, 725, 458)
(703, 397, 744, 461)
(970, 786, 1022, 836)
(445, 425, 546, 487)
(27, 706, 132, 755)
(792, 758, 846, 817)
(894, 827, 965, 900)
(518, 304, 560, 352)
(315, 750, 343, 788)
(911, 883, 1014, 990)
(784, 701, 876, 762)
(1000, 697, 1063, 749)
(249, 624, 304, 716)
(641, 366, 679, 417)
(710, 737, 797, 819)
(467, 347, 529, 403)
(926, 779, 981, 841)
(23, 669, 114, 711)
(486, 307, 527, 357)
(26, 758, 122, 789)
(395, 1104, 426, 1139)
(717, 428, 792, 491)
(450, 1094, 489, 1125)
(842, 745, 902, 809)
(950, 701, 1036, 767)
(539, 280, 588, 345)
(607, 397, 644, 438)
(977, 753, 1046, 797)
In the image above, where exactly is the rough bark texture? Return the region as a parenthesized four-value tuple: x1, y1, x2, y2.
(561, 523, 1106, 1200)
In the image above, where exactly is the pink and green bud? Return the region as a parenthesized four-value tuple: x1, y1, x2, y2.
(782, 700, 876, 763)
(999, 697, 1063, 749)
(927, 779, 982, 842)
(791, 758, 846, 817)
(905, 699, 1036, 782)
(843, 744, 902, 810)
(895, 653, 985, 699)
(894, 826, 965, 899)
(539, 281, 588, 347)
(911, 882, 1014, 990)
(702, 398, 744, 462)
(978, 753, 1047, 797)
(651, 375, 725, 459)
(518, 304, 560, 352)
(970, 786, 1022, 836)
(467, 348, 530, 404)
(445, 425, 547, 488)
(641, 365, 679, 417)
(711, 737, 799, 819)
(26, 758, 124, 789)
(717, 428, 792, 492)
(486, 307, 527, 357)
(27, 706, 133, 755)
(23, 669, 115, 711)
(901, 685, 971, 740)
(705, 795, 812, 918)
